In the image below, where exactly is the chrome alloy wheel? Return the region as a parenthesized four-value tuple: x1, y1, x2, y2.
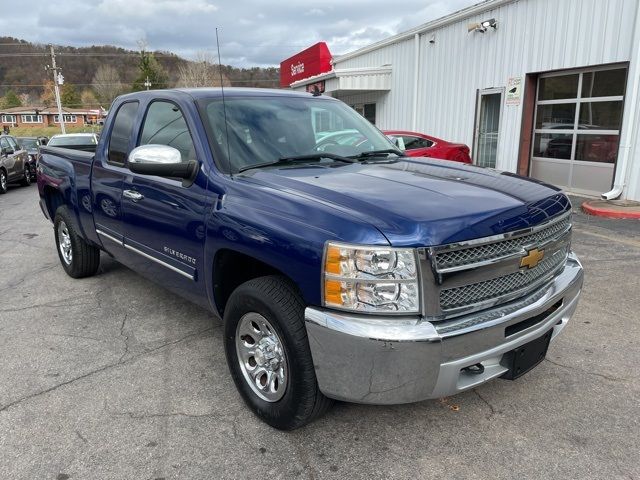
(57, 220, 73, 265)
(236, 312, 288, 402)
(0, 171, 6, 191)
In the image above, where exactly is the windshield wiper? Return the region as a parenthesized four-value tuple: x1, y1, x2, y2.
(237, 153, 356, 173)
(349, 149, 403, 159)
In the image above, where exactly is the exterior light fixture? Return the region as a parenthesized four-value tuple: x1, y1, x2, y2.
(467, 18, 498, 33)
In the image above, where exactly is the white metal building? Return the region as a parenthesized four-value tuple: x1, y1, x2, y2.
(289, 0, 640, 201)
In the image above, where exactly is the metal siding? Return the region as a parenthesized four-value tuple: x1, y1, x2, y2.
(334, 0, 637, 174)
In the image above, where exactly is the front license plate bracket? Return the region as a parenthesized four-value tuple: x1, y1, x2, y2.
(500, 330, 553, 380)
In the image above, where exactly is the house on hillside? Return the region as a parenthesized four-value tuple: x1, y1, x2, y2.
(0, 106, 107, 130)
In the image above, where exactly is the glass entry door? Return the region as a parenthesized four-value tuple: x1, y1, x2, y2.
(474, 88, 503, 168)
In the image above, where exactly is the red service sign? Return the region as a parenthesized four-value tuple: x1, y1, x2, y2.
(280, 42, 332, 87)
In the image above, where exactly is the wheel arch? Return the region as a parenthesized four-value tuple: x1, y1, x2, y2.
(212, 248, 299, 317)
(43, 186, 66, 221)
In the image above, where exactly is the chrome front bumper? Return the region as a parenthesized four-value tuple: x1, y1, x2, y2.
(304, 253, 583, 404)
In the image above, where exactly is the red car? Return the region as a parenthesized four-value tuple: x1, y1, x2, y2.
(383, 130, 472, 164)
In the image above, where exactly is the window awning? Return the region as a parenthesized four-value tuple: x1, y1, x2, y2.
(290, 66, 392, 95)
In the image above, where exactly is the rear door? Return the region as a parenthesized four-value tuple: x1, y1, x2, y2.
(92, 101, 139, 258)
(120, 99, 210, 302)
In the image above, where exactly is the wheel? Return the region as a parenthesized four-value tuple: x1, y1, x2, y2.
(0, 170, 7, 194)
(54, 207, 100, 278)
(20, 165, 32, 187)
(223, 276, 332, 430)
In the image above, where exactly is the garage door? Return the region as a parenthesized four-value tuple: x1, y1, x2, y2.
(530, 66, 627, 196)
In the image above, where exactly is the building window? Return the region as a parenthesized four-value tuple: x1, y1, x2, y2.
(363, 104, 376, 124)
(1, 115, 16, 123)
(350, 103, 377, 125)
(21, 114, 43, 123)
(53, 114, 78, 123)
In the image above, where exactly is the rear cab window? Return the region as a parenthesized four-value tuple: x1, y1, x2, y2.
(108, 102, 139, 165)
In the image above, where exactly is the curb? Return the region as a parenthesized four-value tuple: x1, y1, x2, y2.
(582, 200, 640, 219)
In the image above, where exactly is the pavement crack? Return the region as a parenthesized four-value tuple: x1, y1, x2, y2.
(75, 430, 88, 444)
(0, 326, 214, 414)
(118, 313, 130, 363)
(544, 358, 629, 382)
(473, 388, 496, 419)
(0, 299, 94, 314)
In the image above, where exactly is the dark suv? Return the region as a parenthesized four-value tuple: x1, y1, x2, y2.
(16, 136, 41, 180)
(0, 134, 31, 193)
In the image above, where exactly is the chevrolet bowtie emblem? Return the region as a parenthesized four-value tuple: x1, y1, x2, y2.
(520, 248, 545, 269)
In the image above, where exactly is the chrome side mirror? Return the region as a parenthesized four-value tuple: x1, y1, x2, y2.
(129, 144, 182, 165)
(128, 144, 198, 185)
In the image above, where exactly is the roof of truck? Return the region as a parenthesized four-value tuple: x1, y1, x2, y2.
(117, 87, 334, 101)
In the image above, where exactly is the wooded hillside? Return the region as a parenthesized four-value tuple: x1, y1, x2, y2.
(0, 37, 281, 108)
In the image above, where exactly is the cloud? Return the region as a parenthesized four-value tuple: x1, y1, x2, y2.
(1, 0, 477, 67)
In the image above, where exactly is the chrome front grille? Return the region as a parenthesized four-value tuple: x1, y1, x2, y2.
(420, 212, 573, 319)
(439, 247, 568, 310)
(435, 215, 571, 270)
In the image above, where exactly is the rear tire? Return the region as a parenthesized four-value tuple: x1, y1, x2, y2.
(20, 165, 31, 187)
(54, 207, 100, 278)
(223, 275, 332, 430)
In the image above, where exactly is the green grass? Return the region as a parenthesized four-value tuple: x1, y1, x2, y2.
(8, 125, 103, 138)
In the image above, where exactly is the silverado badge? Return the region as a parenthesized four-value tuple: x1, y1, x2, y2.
(520, 248, 545, 269)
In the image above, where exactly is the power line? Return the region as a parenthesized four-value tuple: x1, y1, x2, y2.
(0, 80, 281, 88)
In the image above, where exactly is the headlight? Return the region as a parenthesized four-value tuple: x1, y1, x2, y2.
(322, 242, 420, 314)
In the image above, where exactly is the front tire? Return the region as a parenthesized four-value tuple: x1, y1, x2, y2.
(54, 207, 100, 278)
(223, 276, 332, 430)
(20, 165, 31, 187)
(0, 169, 7, 194)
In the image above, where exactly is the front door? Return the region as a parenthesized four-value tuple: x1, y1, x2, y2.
(0, 136, 23, 181)
(120, 99, 210, 304)
(474, 88, 503, 168)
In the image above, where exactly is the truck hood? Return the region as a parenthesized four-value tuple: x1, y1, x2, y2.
(241, 158, 570, 246)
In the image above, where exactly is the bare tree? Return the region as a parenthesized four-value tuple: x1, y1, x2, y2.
(92, 65, 124, 106)
(176, 52, 231, 88)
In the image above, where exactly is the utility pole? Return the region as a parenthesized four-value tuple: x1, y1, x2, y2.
(144, 76, 151, 90)
(46, 45, 66, 134)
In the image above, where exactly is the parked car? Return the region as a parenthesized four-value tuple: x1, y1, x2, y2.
(37, 88, 583, 430)
(0, 134, 32, 193)
(16, 136, 41, 179)
(47, 133, 99, 152)
(384, 130, 472, 163)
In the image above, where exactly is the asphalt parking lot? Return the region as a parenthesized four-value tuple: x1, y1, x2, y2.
(1, 183, 639, 480)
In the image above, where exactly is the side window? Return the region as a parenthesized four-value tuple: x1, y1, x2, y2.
(108, 102, 139, 165)
(0, 137, 9, 152)
(7, 137, 19, 151)
(139, 101, 195, 162)
(402, 136, 434, 150)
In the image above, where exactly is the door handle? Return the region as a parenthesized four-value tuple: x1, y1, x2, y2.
(123, 189, 144, 202)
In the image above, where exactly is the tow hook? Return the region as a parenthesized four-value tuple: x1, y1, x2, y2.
(462, 363, 485, 375)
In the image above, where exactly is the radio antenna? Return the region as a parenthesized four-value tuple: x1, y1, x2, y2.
(216, 27, 233, 177)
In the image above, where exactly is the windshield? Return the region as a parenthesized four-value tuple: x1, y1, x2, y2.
(18, 138, 38, 149)
(48, 135, 97, 147)
(198, 96, 395, 173)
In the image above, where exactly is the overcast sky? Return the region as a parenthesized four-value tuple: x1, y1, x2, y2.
(1, 0, 478, 67)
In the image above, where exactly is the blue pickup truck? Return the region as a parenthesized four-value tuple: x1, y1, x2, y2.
(37, 88, 583, 429)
